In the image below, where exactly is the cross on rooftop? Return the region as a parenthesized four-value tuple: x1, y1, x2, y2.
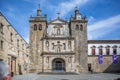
(57, 12, 60, 19)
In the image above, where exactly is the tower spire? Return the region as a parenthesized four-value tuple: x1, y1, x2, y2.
(37, 4, 41, 16)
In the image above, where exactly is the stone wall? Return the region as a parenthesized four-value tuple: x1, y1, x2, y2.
(88, 56, 120, 72)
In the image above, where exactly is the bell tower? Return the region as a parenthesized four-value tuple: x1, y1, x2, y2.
(70, 7, 88, 73)
(29, 5, 47, 73)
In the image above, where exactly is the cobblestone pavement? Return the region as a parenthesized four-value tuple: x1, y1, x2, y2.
(12, 73, 120, 80)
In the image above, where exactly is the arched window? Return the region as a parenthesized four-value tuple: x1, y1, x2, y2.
(106, 48, 110, 55)
(112, 45, 117, 54)
(34, 24, 37, 30)
(98, 46, 103, 55)
(76, 24, 79, 30)
(105, 46, 110, 55)
(92, 48, 95, 55)
(91, 46, 96, 55)
(80, 24, 83, 31)
(39, 24, 42, 30)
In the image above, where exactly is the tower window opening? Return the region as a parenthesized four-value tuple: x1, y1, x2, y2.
(39, 24, 42, 30)
(34, 24, 37, 30)
(76, 24, 79, 30)
(80, 24, 83, 31)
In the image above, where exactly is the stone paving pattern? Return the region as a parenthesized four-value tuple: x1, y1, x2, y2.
(12, 73, 120, 80)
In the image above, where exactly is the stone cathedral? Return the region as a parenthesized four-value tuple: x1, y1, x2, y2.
(29, 7, 88, 73)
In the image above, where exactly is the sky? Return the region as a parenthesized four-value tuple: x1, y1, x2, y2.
(0, 0, 120, 42)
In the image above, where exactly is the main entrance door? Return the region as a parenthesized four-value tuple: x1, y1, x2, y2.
(52, 58, 65, 72)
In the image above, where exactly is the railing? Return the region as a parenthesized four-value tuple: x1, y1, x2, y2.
(30, 16, 46, 21)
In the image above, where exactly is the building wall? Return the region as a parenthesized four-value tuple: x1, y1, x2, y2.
(0, 12, 30, 75)
(88, 42, 120, 72)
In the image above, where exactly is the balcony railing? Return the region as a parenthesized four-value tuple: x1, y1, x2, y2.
(30, 16, 46, 21)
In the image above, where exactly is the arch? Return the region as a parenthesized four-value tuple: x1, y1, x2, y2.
(52, 58, 66, 72)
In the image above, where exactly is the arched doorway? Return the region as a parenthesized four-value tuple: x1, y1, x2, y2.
(52, 58, 65, 72)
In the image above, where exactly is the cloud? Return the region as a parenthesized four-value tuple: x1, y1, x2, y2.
(88, 14, 120, 39)
(56, 0, 89, 18)
(88, 16, 96, 25)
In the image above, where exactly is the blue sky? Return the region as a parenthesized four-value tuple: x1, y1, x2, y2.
(0, 0, 120, 42)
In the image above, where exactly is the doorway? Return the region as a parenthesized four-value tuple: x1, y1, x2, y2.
(52, 58, 65, 72)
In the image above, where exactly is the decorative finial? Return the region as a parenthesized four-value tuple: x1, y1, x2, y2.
(56, 12, 60, 19)
(38, 4, 40, 9)
(37, 4, 41, 16)
(75, 5, 78, 10)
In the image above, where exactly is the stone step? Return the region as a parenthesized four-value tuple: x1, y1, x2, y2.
(38, 72, 78, 75)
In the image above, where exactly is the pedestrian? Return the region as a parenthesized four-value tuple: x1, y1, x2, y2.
(0, 61, 12, 80)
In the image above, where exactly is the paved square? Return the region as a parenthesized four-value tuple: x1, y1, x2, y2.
(12, 73, 120, 80)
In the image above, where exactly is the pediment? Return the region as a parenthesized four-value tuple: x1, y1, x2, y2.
(49, 18, 68, 24)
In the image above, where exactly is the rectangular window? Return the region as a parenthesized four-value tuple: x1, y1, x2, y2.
(0, 23, 3, 35)
(0, 40, 3, 49)
(22, 44, 24, 50)
(10, 33, 13, 42)
(17, 39, 19, 47)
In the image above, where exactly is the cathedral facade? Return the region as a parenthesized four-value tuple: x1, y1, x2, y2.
(29, 7, 120, 73)
(29, 7, 88, 73)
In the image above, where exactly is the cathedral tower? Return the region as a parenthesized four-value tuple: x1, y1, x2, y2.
(29, 6, 47, 73)
(70, 7, 88, 73)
